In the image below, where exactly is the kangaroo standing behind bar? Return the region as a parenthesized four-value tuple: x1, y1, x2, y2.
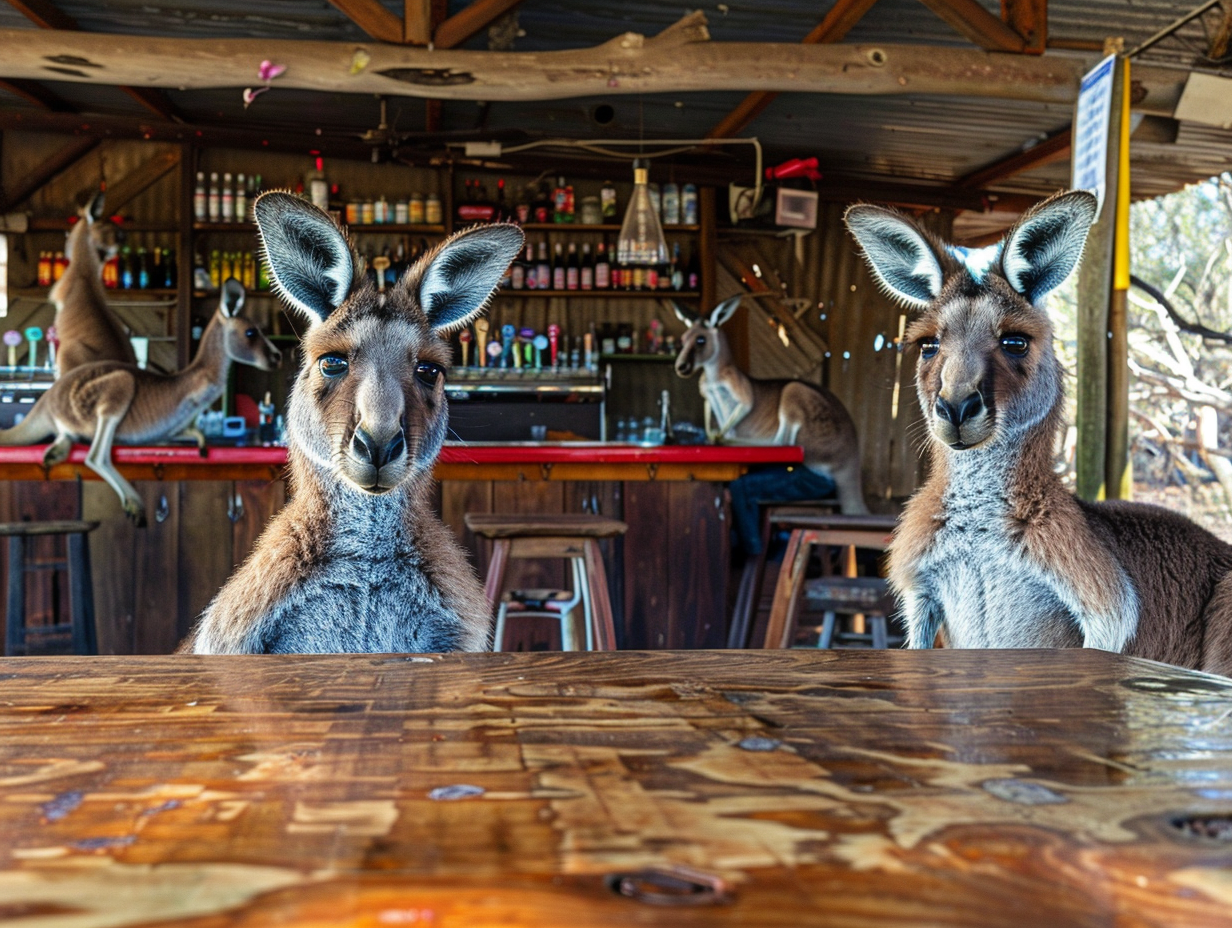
(673, 298, 868, 514)
(846, 191, 1232, 674)
(0, 279, 281, 525)
(51, 192, 137, 375)
(185, 192, 525, 654)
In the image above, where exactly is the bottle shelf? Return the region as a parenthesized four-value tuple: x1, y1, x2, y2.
(28, 219, 180, 233)
(193, 221, 447, 235)
(601, 353, 679, 362)
(518, 223, 699, 233)
(494, 290, 699, 300)
(11, 287, 178, 301)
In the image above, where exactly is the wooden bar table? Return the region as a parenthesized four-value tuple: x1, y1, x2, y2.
(1, 649, 1230, 926)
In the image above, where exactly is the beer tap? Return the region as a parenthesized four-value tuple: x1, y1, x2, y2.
(458, 329, 472, 368)
(532, 334, 548, 370)
(474, 319, 489, 369)
(500, 324, 516, 368)
(547, 323, 560, 369)
(520, 328, 535, 369)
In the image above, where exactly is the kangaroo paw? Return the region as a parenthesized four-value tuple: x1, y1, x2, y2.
(124, 499, 148, 528)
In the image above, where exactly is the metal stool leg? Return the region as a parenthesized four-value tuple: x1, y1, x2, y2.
(6, 535, 24, 656)
(582, 539, 618, 650)
(870, 615, 889, 650)
(492, 601, 509, 652)
(818, 612, 837, 649)
(67, 531, 96, 655)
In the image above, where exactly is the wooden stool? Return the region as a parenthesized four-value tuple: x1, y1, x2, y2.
(465, 514, 627, 651)
(1, 520, 100, 656)
(762, 514, 898, 650)
(728, 500, 839, 649)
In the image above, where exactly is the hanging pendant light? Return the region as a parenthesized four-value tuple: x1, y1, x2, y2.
(617, 161, 669, 266)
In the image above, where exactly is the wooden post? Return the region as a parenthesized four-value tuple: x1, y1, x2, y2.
(1105, 58, 1132, 500)
(1074, 56, 1126, 501)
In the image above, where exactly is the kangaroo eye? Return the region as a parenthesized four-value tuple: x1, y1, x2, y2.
(695, 336, 706, 347)
(318, 354, 348, 378)
(919, 337, 940, 359)
(415, 362, 443, 387)
(245, 328, 258, 339)
(1001, 334, 1029, 357)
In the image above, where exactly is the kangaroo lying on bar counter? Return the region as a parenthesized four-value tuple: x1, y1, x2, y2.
(846, 191, 1232, 674)
(673, 297, 868, 514)
(51, 191, 138, 375)
(0, 279, 281, 526)
(185, 192, 525, 654)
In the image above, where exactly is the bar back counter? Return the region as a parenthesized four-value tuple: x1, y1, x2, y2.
(0, 442, 802, 654)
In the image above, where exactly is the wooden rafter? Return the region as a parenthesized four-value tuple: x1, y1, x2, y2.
(4, 0, 183, 121)
(103, 148, 181, 213)
(0, 134, 99, 212)
(1002, 0, 1047, 55)
(405, 0, 432, 44)
(1, 17, 1153, 104)
(955, 128, 1070, 189)
(327, 0, 403, 44)
(916, 0, 1026, 53)
(708, 0, 880, 139)
(425, 0, 448, 133)
(435, 0, 525, 49)
(0, 77, 73, 112)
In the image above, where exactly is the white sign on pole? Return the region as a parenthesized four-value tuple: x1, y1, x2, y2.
(1072, 55, 1116, 220)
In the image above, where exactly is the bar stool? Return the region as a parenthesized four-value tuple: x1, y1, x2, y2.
(760, 514, 898, 650)
(465, 514, 627, 651)
(2, 520, 100, 656)
(728, 499, 839, 649)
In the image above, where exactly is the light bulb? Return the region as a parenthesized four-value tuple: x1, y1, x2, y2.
(617, 166, 669, 266)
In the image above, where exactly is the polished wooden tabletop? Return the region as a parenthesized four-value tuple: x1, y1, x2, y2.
(1, 650, 1230, 927)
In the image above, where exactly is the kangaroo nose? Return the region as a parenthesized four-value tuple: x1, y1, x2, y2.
(935, 393, 984, 427)
(352, 427, 406, 468)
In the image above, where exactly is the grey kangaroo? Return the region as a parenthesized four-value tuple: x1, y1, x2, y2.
(185, 192, 525, 654)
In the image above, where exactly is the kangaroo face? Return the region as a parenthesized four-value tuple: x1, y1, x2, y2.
(846, 192, 1097, 455)
(254, 192, 523, 496)
(68, 192, 120, 265)
(674, 321, 717, 377)
(907, 281, 1055, 451)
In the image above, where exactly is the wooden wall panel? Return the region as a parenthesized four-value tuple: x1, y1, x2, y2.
(82, 482, 138, 654)
(132, 481, 181, 655)
(666, 482, 728, 649)
(177, 481, 234, 639)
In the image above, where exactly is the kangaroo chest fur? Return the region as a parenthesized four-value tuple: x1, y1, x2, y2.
(259, 501, 464, 654)
(913, 449, 1083, 649)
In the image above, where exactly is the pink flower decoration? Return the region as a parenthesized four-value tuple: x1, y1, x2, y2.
(257, 60, 287, 82)
(242, 86, 269, 109)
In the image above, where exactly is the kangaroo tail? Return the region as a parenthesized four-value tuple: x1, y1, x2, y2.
(0, 403, 56, 446)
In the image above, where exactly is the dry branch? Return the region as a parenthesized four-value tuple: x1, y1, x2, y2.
(0, 14, 1183, 104)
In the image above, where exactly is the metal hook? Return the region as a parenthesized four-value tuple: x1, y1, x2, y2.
(154, 493, 170, 524)
(227, 489, 244, 524)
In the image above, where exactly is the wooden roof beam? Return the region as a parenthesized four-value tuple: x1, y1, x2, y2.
(916, 0, 1027, 53)
(955, 128, 1070, 189)
(708, 0, 880, 139)
(1003, 0, 1047, 55)
(0, 134, 99, 212)
(104, 148, 181, 213)
(0, 77, 74, 112)
(327, 0, 403, 44)
(4, 0, 184, 121)
(435, 0, 525, 49)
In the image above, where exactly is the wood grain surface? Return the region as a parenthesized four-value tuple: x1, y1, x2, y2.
(0, 649, 1230, 927)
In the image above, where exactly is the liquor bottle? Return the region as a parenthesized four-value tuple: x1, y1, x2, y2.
(594, 241, 610, 290)
(553, 176, 567, 223)
(580, 243, 594, 291)
(510, 243, 526, 290)
(646, 261, 659, 292)
(662, 182, 680, 226)
(219, 251, 232, 285)
(235, 173, 247, 222)
(37, 251, 52, 288)
(222, 172, 234, 222)
(163, 248, 177, 289)
(103, 252, 119, 289)
(535, 241, 550, 290)
(147, 247, 160, 290)
(193, 172, 206, 221)
(686, 247, 700, 291)
(307, 157, 328, 211)
(670, 242, 684, 291)
(552, 242, 566, 290)
(600, 181, 618, 220)
(532, 181, 552, 224)
(208, 249, 221, 289)
(120, 246, 135, 289)
(242, 251, 256, 289)
(207, 173, 220, 222)
(565, 242, 579, 291)
(658, 255, 672, 290)
(521, 243, 534, 290)
(495, 178, 507, 221)
(682, 184, 698, 225)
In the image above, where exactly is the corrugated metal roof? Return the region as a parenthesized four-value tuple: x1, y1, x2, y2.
(0, 0, 1229, 214)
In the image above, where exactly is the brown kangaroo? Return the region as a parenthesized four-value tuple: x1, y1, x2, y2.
(50, 192, 137, 375)
(673, 297, 868, 514)
(846, 191, 1232, 675)
(184, 192, 525, 654)
(0, 279, 281, 526)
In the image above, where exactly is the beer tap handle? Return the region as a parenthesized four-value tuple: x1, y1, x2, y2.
(547, 323, 560, 369)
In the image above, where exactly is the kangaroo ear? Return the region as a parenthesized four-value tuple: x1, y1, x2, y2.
(671, 301, 696, 327)
(253, 191, 353, 326)
(708, 296, 742, 328)
(418, 224, 525, 334)
(999, 191, 1097, 304)
(220, 278, 246, 317)
(85, 191, 105, 224)
(845, 205, 944, 310)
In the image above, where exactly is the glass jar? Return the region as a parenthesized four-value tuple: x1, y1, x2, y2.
(580, 195, 603, 225)
(425, 193, 442, 225)
(409, 193, 425, 224)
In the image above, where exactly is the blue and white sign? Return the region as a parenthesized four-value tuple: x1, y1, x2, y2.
(1072, 55, 1116, 220)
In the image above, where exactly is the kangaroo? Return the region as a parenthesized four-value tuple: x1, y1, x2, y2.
(50, 191, 138, 375)
(184, 192, 525, 654)
(673, 297, 868, 514)
(846, 191, 1232, 675)
(0, 278, 281, 526)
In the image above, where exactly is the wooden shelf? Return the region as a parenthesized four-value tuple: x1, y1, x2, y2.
(193, 222, 447, 235)
(518, 223, 699, 233)
(27, 219, 179, 233)
(601, 353, 678, 362)
(493, 290, 699, 300)
(10, 287, 178, 302)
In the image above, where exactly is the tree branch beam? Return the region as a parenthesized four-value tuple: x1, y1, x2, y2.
(0, 134, 99, 212)
(327, 0, 404, 44)
(405, 0, 431, 45)
(1002, 0, 1047, 54)
(0, 19, 1144, 104)
(955, 127, 1070, 188)
(708, 0, 880, 139)
(917, 0, 1027, 52)
(435, 0, 524, 49)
